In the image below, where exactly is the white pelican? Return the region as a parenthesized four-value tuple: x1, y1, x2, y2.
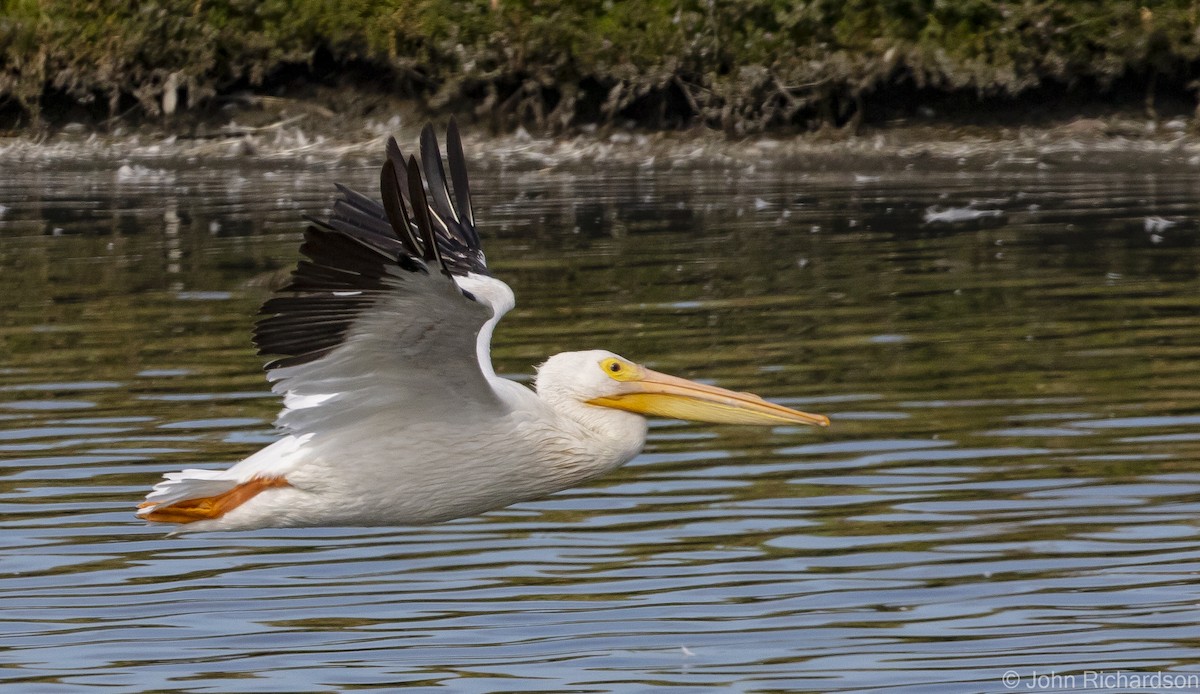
(138, 122, 829, 531)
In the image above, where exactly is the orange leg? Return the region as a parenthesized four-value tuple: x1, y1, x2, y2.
(139, 475, 290, 523)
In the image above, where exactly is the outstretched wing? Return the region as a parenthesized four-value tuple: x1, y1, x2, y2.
(254, 121, 516, 434)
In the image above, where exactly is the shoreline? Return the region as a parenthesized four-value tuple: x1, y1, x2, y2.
(3, 106, 1200, 174)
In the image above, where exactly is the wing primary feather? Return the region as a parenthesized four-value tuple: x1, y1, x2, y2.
(312, 214, 404, 258)
(384, 136, 423, 257)
(446, 118, 478, 237)
(297, 226, 391, 276)
(420, 124, 475, 258)
(330, 194, 395, 235)
(386, 137, 412, 208)
(334, 182, 380, 209)
(420, 124, 460, 226)
(321, 205, 386, 238)
(381, 157, 422, 257)
(406, 154, 451, 277)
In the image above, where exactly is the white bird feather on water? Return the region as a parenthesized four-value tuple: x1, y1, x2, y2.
(138, 121, 829, 532)
(923, 204, 1003, 224)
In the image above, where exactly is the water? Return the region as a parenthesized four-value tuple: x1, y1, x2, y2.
(2, 156, 1200, 692)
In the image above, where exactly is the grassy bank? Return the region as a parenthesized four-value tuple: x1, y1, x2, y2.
(2, 0, 1199, 133)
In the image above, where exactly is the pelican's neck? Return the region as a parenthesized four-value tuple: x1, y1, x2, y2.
(536, 383, 648, 471)
(453, 273, 515, 382)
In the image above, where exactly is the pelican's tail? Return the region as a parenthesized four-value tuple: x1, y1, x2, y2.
(138, 472, 289, 524)
(140, 468, 237, 511)
(138, 434, 310, 525)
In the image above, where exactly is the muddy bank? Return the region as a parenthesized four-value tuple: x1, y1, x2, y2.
(3, 92, 1200, 175)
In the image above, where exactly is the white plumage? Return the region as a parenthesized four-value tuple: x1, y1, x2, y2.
(138, 122, 829, 532)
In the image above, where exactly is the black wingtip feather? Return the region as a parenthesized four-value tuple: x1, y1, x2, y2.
(256, 122, 490, 371)
(420, 125, 455, 223)
(380, 158, 422, 257)
(420, 123, 478, 257)
(406, 154, 449, 276)
(446, 118, 477, 235)
(385, 137, 406, 178)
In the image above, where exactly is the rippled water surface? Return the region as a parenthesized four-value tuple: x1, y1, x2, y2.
(3, 155, 1200, 692)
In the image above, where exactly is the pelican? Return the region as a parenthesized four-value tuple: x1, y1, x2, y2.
(138, 122, 830, 531)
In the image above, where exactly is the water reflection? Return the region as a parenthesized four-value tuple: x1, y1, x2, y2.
(1, 161, 1200, 691)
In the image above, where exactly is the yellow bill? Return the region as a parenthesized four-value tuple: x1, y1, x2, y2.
(588, 366, 830, 427)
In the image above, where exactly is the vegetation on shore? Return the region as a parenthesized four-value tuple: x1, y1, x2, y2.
(1, 0, 1199, 132)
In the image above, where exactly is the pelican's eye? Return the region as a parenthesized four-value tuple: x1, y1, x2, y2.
(600, 357, 638, 382)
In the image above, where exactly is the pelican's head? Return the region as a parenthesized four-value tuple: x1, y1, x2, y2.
(536, 350, 830, 428)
